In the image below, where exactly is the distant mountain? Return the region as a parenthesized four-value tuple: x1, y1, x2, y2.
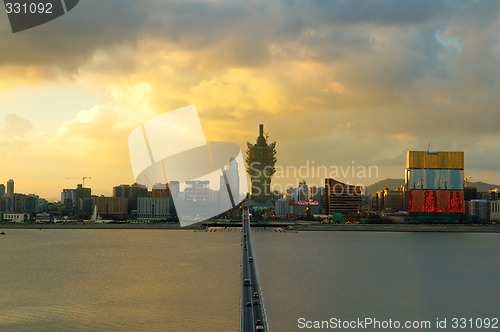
(467, 181, 500, 192)
(364, 179, 500, 194)
(364, 179, 404, 194)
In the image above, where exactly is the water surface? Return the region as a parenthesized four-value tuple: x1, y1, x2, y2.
(0, 229, 240, 331)
(1, 229, 499, 331)
(253, 231, 500, 331)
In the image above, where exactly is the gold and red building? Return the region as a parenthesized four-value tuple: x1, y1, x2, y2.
(405, 151, 464, 214)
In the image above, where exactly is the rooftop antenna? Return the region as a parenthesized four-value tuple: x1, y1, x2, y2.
(427, 142, 430, 153)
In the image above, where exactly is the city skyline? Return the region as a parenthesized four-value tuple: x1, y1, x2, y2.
(2, 1, 500, 200)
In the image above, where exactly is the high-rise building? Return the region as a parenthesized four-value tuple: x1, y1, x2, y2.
(325, 178, 363, 214)
(60, 184, 92, 216)
(310, 186, 325, 211)
(405, 151, 464, 218)
(219, 157, 241, 211)
(6, 179, 14, 211)
(464, 186, 478, 201)
(113, 183, 148, 215)
(61, 189, 76, 206)
(488, 189, 500, 201)
(13, 193, 27, 213)
(0, 184, 6, 212)
(246, 124, 276, 208)
(226, 157, 240, 200)
(295, 180, 309, 202)
(113, 184, 128, 197)
(7, 179, 14, 196)
(373, 188, 404, 212)
(25, 194, 39, 214)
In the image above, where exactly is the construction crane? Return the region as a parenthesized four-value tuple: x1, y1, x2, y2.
(66, 176, 92, 188)
(464, 176, 472, 188)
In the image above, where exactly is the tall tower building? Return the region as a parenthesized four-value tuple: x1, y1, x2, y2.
(113, 183, 148, 215)
(246, 124, 276, 206)
(7, 179, 14, 196)
(219, 157, 241, 211)
(0, 184, 5, 198)
(6, 179, 14, 212)
(226, 157, 240, 199)
(405, 151, 464, 221)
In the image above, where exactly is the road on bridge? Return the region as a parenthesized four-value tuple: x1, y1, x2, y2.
(241, 212, 269, 332)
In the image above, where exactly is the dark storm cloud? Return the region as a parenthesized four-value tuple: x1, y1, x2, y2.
(284, 0, 446, 25)
(1, 0, 152, 69)
(3, 0, 498, 70)
(1, 0, 499, 172)
(0, 0, 270, 69)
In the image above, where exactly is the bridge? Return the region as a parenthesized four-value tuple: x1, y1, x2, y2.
(240, 211, 269, 332)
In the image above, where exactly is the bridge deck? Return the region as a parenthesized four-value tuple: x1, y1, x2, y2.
(240, 216, 269, 332)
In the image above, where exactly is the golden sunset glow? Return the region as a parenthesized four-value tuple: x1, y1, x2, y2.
(1, 1, 500, 200)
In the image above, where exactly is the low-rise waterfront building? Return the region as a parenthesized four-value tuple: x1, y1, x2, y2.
(91, 196, 129, 218)
(35, 212, 52, 223)
(2, 213, 29, 223)
(137, 197, 174, 221)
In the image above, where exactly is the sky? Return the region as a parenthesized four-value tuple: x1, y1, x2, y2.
(1, 0, 500, 201)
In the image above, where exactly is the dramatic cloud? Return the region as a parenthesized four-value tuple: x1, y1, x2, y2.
(1, 0, 500, 198)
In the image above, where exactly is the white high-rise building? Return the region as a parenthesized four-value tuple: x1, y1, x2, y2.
(227, 157, 240, 198)
(219, 158, 241, 211)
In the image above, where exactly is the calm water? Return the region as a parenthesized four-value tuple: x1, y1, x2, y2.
(253, 231, 500, 331)
(0, 229, 241, 332)
(1, 230, 499, 331)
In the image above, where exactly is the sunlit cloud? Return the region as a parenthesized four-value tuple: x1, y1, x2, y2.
(1, 0, 500, 198)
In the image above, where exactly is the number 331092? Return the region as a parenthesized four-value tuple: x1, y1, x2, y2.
(5, 2, 53, 14)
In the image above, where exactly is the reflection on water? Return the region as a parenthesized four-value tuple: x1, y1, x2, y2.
(0, 230, 240, 331)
